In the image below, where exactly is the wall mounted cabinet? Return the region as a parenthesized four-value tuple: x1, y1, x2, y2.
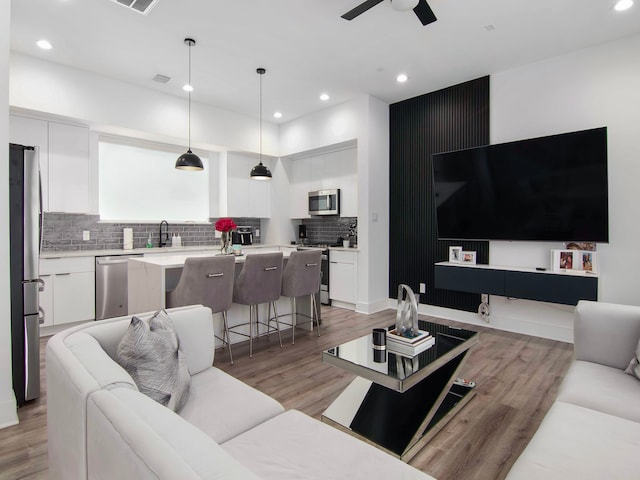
(226, 153, 271, 218)
(434, 262, 598, 306)
(289, 147, 357, 218)
(10, 114, 90, 214)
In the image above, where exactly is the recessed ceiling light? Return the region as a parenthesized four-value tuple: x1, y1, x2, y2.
(182, 84, 194, 92)
(396, 73, 408, 83)
(320, 93, 330, 102)
(273, 112, 282, 119)
(36, 39, 52, 50)
(614, 0, 634, 11)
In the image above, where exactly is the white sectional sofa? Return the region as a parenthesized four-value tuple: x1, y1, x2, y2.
(506, 300, 640, 479)
(46, 305, 434, 480)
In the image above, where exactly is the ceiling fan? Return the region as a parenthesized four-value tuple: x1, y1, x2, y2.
(341, 0, 437, 26)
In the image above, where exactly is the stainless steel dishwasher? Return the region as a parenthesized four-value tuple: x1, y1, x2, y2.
(95, 254, 143, 320)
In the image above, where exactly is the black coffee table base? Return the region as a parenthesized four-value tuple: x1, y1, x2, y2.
(322, 348, 476, 461)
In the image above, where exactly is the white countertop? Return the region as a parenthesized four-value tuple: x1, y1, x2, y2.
(40, 243, 356, 259)
(129, 247, 296, 268)
(40, 244, 301, 259)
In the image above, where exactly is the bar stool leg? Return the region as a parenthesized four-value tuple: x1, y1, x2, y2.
(272, 301, 283, 348)
(291, 297, 297, 345)
(249, 305, 255, 358)
(312, 293, 320, 337)
(222, 310, 233, 364)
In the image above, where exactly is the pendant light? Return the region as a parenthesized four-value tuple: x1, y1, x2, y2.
(250, 67, 272, 180)
(175, 38, 204, 171)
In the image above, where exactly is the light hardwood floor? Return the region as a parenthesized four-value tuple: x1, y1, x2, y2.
(0, 306, 573, 480)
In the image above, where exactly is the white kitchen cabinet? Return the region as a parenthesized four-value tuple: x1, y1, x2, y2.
(9, 115, 90, 214)
(9, 114, 50, 211)
(40, 256, 95, 325)
(289, 147, 357, 218)
(48, 122, 90, 213)
(290, 159, 310, 219)
(226, 153, 271, 218)
(329, 249, 357, 306)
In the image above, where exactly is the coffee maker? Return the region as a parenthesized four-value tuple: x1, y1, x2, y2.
(232, 226, 253, 246)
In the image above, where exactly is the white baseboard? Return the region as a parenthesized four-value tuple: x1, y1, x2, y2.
(355, 298, 389, 315)
(0, 396, 18, 430)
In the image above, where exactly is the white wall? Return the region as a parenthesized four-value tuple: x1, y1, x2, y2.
(1, 0, 19, 428)
(424, 32, 640, 342)
(10, 53, 279, 157)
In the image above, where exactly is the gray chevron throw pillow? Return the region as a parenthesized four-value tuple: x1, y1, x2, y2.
(116, 309, 191, 412)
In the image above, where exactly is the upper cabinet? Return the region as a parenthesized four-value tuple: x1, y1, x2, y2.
(9, 114, 90, 214)
(9, 115, 50, 211)
(48, 122, 90, 213)
(289, 146, 358, 218)
(226, 153, 271, 218)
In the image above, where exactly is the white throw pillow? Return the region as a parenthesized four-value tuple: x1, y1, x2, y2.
(116, 309, 191, 412)
(624, 337, 640, 381)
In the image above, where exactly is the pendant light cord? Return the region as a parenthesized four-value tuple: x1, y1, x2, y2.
(259, 70, 263, 165)
(188, 41, 192, 151)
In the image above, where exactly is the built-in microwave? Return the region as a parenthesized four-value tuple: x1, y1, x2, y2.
(309, 189, 340, 216)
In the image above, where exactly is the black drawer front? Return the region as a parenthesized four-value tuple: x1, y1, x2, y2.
(435, 265, 504, 296)
(505, 271, 598, 306)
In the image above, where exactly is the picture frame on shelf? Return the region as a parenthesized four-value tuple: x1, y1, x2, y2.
(551, 249, 577, 271)
(461, 251, 476, 264)
(449, 246, 463, 263)
(581, 251, 598, 273)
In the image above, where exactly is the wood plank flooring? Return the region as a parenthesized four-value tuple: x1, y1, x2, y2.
(0, 306, 573, 480)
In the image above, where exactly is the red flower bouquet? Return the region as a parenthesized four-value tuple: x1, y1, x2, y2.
(215, 218, 237, 233)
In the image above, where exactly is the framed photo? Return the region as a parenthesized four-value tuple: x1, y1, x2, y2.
(461, 251, 477, 264)
(449, 246, 463, 263)
(581, 251, 598, 273)
(551, 249, 577, 271)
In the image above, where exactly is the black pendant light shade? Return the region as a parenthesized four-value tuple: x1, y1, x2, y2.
(250, 162, 272, 180)
(251, 67, 272, 180)
(176, 38, 203, 171)
(176, 149, 204, 170)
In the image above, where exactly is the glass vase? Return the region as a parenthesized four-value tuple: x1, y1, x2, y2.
(220, 231, 230, 255)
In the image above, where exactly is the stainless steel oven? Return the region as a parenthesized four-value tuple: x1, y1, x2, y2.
(309, 189, 340, 216)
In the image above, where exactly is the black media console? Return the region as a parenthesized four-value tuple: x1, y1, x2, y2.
(434, 262, 598, 306)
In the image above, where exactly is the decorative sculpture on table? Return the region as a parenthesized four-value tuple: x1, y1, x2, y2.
(395, 284, 420, 338)
(215, 217, 237, 255)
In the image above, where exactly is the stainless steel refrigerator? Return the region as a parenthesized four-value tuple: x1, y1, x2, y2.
(9, 143, 41, 406)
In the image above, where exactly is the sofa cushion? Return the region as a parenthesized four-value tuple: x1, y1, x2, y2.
(506, 401, 640, 479)
(179, 367, 284, 443)
(88, 388, 260, 480)
(624, 336, 640, 380)
(222, 409, 435, 480)
(557, 359, 640, 423)
(116, 310, 191, 412)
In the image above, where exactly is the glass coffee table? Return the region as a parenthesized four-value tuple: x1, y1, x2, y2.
(322, 320, 479, 462)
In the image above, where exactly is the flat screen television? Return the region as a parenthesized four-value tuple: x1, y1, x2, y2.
(432, 127, 609, 242)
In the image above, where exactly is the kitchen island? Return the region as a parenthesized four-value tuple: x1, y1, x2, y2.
(127, 245, 320, 346)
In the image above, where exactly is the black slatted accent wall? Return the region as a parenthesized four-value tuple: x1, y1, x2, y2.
(389, 76, 490, 312)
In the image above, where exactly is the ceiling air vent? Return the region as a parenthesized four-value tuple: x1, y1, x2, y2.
(152, 74, 171, 84)
(112, 0, 160, 15)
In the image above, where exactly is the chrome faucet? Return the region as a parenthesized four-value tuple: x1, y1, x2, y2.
(159, 220, 169, 247)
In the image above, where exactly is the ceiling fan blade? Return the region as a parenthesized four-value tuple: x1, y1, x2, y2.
(413, 0, 437, 25)
(341, 0, 385, 21)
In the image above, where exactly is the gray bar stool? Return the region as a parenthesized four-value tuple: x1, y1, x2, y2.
(273, 249, 322, 344)
(166, 255, 236, 363)
(230, 252, 284, 357)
